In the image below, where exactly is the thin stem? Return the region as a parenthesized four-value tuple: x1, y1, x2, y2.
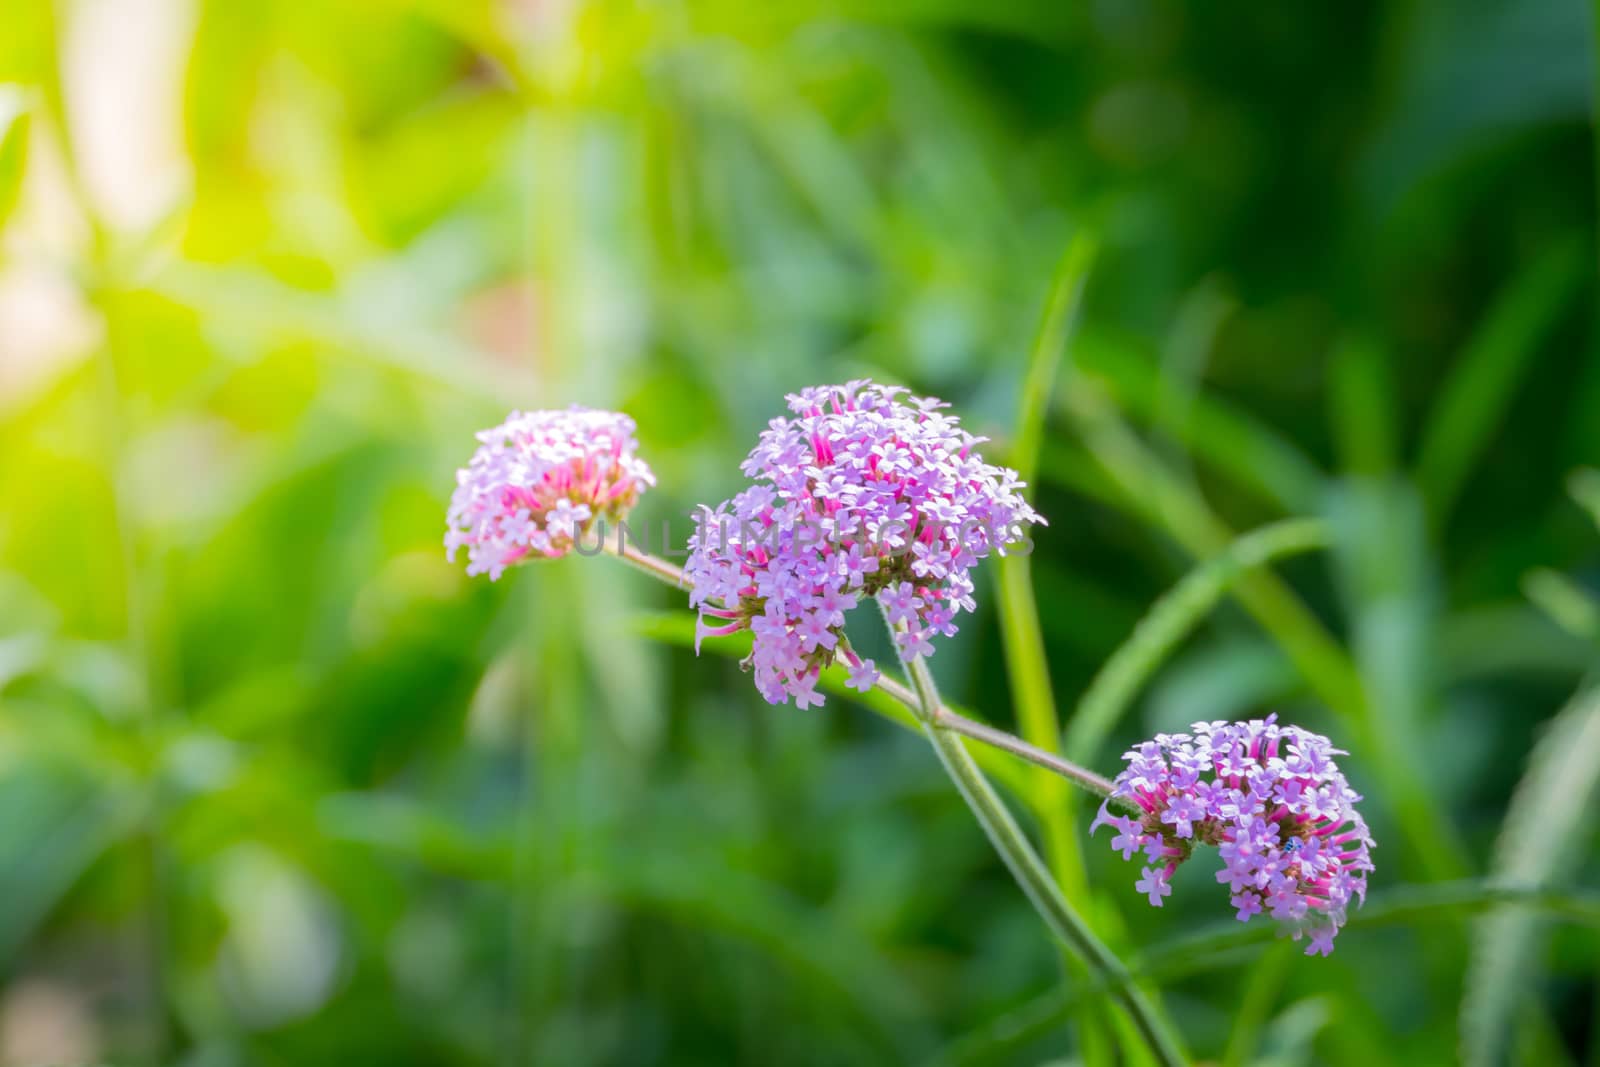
(870, 671, 1117, 798)
(881, 602, 1187, 1067)
(603, 542, 1119, 802)
(596, 538, 1174, 1056)
(602, 538, 687, 587)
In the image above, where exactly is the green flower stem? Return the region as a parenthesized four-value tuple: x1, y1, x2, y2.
(602, 542, 1172, 1055)
(602, 538, 689, 587)
(598, 541, 1176, 1058)
(604, 542, 1122, 804)
(869, 670, 1117, 799)
(879, 600, 1188, 1067)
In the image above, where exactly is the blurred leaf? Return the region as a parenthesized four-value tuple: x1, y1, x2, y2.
(1415, 239, 1586, 527)
(1440, 604, 1598, 682)
(1521, 568, 1600, 643)
(1363, 0, 1593, 205)
(630, 611, 1034, 799)
(1460, 683, 1600, 1066)
(215, 844, 344, 1028)
(0, 765, 139, 963)
(1327, 478, 1468, 881)
(1145, 637, 1299, 728)
(1067, 518, 1332, 763)
(0, 2, 61, 109)
(999, 235, 1094, 875)
(320, 791, 930, 1062)
(1218, 942, 1293, 1067)
(0, 85, 29, 232)
(1012, 233, 1095, 488)
(1328, 333, 1397, 477)
(1060, 382, 1366, 730)
(1255, 997, 1334, 1067)
(942, 880, 1600, 1067)
(156, 264, 535, 403)
(1075, 332, 1325, 514)
(1568, 467, 1600, 532)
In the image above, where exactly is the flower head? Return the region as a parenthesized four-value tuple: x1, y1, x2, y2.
(446, 407, 654, 579)
(684, 379, 1043, 706)
(1092, 715, 1373, 955)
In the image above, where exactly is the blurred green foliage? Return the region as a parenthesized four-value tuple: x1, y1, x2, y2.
(0, 0, 1597, 1064)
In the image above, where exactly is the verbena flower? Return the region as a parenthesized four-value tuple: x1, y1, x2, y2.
(446, 407, 654, 579)
(684, 379, 1043, 707)
(1092, 715, 1374, 956)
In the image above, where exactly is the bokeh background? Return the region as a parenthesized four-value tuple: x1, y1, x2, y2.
(1, 0, 1598, 1064)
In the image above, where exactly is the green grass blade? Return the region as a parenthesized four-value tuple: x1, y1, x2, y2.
(1218, 941, 1294, 1067)
(1007, 241, 1182, 1064)
(0, 86, 29, 233)
(1328, 333, 1398, 477)
(1075, 334, 1325, 514)
(896, 636, 1187, 1067)
(1521, 568, 1600, 643)
(1062, 383, 1468, 879)
(1567, 467, 1600, 532)
(1061, 384, 1364, 721)
(1067, 518, 1333, 763)
(940, 879, 1600, 1067)
(999, 232, 1096, 890)
(1012, 232, 1096, 488)
(1415, 239, 1586, 526)
(1325, 479, 1469, 883)
(1460, 683, 1600, 1067)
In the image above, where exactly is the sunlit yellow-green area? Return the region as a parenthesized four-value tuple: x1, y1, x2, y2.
(1, 0, 1598, 1064)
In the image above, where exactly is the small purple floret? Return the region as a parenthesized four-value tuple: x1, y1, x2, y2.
(684, 380, 1044, 707)
(446, 407, 654, 579)
(1092, 715, 1374, 955)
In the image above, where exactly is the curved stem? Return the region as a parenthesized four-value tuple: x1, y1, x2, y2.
(869, 671, 1118, 798)
(602, 538, 688, 587)
(879, 602, 1186, 1064)
(883, 610, 1187, 1066)
(603, 543, 1122, 803)
(598, 541, 1180, 1058)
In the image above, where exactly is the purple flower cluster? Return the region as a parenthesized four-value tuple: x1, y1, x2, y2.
(446, 407, 654, 579)
(1091, 716, 1374, 956)
(684, 379, 1044, 707)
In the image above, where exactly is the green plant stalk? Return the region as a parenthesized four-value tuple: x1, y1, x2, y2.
(869, 669, 1119, 800)
(997, 554, 1085, 878)
(939, 879, 1600, 1067)
(881, 600, 1188, 1067)
(639, 611, 1043, 799)
(607, 538, 691, 587)
(1013, 233, 1096, 489)
(1005, 237, 1097, 855)
(610, 545, 1157, 1053)
(996, 552, 1123, 1066)
(605, 542, 1125, 802)
(1003, 235, 1106, 996)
